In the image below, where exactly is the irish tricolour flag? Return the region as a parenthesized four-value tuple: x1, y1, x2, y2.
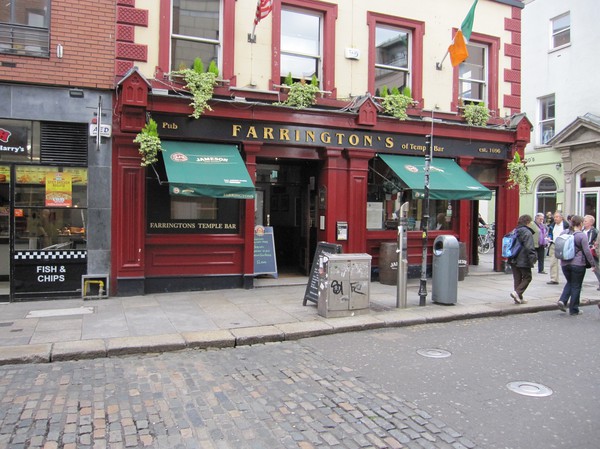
(448, 0, 478, 67)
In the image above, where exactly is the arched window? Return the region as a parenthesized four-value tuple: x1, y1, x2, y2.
(580, 169, 600, 188)
(535, 177, 557, 216)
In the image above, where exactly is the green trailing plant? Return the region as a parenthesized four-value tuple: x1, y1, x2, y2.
(380, 88, 413, 120)
(462, 101, 491, 126)
(507, 152, 531, 191)
(282, 79, 320, 109)
(172, 57, 217, 119)
(133, 118, 163, 167)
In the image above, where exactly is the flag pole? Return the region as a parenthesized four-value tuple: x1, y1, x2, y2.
(248, 23, 257, 43)
(436, 50, 449, 71)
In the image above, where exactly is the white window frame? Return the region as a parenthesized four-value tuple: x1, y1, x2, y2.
(170, 0, 223, 72)
(280, 6, 323, 86)
(374, 24, 412, 94)
(550, 12, 570, 50)
(538, 95, 555, 145)
(458, 43, 488, 104)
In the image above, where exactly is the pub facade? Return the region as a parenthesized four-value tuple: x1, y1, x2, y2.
(112, 0, 529, 296)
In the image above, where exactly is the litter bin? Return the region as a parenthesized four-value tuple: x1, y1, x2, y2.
(432, 235, 459, 304)
(458, 242, 468, 281)
(317, 253, 372, 318)
(379, 242, 398, 285)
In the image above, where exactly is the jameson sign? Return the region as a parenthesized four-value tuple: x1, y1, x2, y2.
(153, 115, 510, 160)
(0, 126, 29, 157)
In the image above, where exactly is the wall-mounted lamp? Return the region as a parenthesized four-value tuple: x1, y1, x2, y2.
(56, 44, 63, 59)
(69, 88, 84, 98)
(555, 162, 562, 170)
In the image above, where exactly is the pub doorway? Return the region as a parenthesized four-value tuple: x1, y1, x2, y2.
(255, 160, 319, 276)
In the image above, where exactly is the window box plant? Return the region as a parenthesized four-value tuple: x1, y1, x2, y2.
(461, 101, 490, 127)
(172, 58, 218, 119)
(281, 75, 321, 109)
(380, 86, 414, 120)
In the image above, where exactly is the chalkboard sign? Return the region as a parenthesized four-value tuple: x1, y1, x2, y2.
(303, 242, 342, 305)
(254, 226, 278, 277)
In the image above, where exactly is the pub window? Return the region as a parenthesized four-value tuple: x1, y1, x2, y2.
(374, 24, 411, 96)
(459, 43, 487, 104)
(0, 0, 50, 57)
(280, 7, 322, 86)
(550, 12, 570, 50)
(538, 94, 555, 145)
(171, 0, 221, 71)
(367, 158, 450, 232)
(145, 157, 240, 234)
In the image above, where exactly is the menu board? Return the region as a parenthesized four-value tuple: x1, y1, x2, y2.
(303, 242, 342, 306)
(254, 226, 277, 277)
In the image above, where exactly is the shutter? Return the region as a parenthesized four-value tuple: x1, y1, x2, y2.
(41, 122, 88, 165)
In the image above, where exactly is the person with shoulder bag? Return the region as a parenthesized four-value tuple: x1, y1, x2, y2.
(556, 215, 596, 316)
(582, 215, 600, 291)
(508, 214, 537, 304)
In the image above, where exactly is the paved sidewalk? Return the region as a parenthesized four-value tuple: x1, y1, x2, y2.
(0, 268, 598, 365)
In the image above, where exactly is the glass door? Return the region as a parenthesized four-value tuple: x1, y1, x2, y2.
(581, 191, 598, 223)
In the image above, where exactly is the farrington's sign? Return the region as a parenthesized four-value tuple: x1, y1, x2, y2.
(154, 115, 511, 160)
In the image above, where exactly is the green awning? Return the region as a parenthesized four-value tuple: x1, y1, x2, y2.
(379, 154, 492, 200)
(161, 141, 255, 199)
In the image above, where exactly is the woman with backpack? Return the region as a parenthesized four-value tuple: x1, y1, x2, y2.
(556, 215, 596, 316)
(507, 214, 537, 304)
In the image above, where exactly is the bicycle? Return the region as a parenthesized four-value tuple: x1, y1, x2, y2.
(477, 223, 495, 254)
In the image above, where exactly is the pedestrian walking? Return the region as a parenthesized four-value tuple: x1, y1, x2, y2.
(527, 215, 540, 269)
(556, 215, 596, 316)
(547, 211, 570, 284)
(508, 214, 537, 304)
(582, 215, 600, 291)
(534, 212, 549, 273)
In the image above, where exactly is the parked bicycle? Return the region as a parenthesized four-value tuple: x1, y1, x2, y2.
(477, 223, 495, 254)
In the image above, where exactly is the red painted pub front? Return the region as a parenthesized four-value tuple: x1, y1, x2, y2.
(111, 69, 530, 296)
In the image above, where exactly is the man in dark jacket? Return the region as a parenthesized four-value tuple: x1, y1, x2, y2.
(508, 214, 537, 304)
(547, 211, 570, 284)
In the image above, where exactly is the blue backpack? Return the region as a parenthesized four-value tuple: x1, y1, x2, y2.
(502, 229, 522, 258)
(554, 232, 575, 260)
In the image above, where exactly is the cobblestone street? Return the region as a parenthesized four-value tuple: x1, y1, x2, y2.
(0, 342, 475, 449)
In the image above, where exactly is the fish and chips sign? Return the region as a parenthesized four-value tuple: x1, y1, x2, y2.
(45, 173, 72, 207)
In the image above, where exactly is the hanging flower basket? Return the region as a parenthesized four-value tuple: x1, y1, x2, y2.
(507, 152, 531, 191)
(134, 118, 163, 167)
(462, 101, 490, 126)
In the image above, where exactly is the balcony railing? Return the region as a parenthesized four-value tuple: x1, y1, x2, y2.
(0, 23, 49, 58)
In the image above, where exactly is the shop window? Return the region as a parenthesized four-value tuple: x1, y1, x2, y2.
(538, 95, 555, 145)
(171, 0, 221, 71)
(535, 177, 557, 216)
(550, 12, 570, 50)
(367, 158, 451, 231)
(453, 32, 499, 112)
(580, 169, 600, 188)
(11, 166, 87, 250)
(368, 13, 424, 101)
(0, 0, 50, 57)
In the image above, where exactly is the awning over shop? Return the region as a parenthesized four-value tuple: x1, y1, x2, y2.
(161, 141, 255, 199)
(379, 154, 492, 200)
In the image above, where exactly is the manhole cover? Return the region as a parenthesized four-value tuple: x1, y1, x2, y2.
(416, 348, 451, 358)
(506, 381, 553, 397)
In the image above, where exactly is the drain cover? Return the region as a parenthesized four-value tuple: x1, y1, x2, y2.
(416, 348, 451, 358)
(506, 381, 553, 397)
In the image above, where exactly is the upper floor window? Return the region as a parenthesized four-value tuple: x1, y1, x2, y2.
(551, 12, 570, 50)
(539, 95, 555, 145)
(171, 0, 221, 71)
(280, 7, 322, 86)
(368, 13, 424, 103)
(459, 43, 486, 103)
(374, 25, 410, 96)
(0, 0, 50, 58)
